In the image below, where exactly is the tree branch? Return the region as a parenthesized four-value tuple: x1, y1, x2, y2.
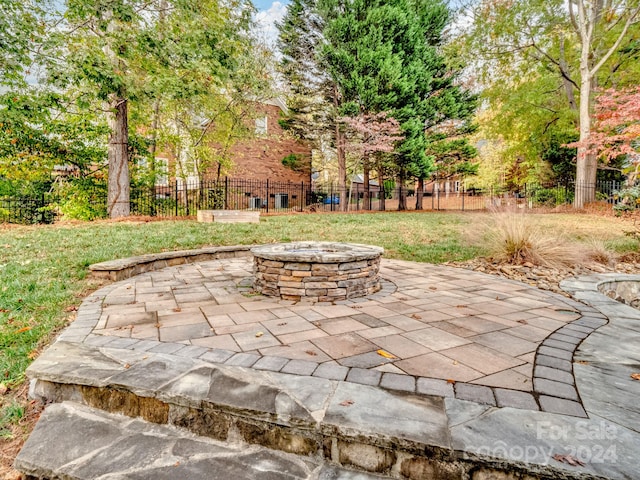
(591, 5, 640, 75)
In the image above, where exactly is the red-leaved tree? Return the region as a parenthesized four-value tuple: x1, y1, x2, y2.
(340, 112, 404, 209)
(568, 87, 640, 183)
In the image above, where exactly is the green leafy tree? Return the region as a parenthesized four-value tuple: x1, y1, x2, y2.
(42, 0, 255, 217)
(460, 0, 640, 207)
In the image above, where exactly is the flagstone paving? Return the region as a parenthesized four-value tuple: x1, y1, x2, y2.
(67, 255, 607, 414)
(18, 249, 640, 480)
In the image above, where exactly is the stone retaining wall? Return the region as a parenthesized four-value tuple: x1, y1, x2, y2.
(253, 257, 381, 302)
(89, 246, 252, 281)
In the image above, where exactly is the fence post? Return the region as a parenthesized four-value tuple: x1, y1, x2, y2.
(224, 176, 229, 210)
(174, 180, 178, 217)
(266, 179, 269, 213)
(330, 184, 334, 212)
(461, 184, 465, 211)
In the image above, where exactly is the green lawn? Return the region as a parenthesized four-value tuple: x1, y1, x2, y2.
(0, 210, 636, 438)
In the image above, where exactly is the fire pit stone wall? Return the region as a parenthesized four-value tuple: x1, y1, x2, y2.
(251, 242, 383, 302)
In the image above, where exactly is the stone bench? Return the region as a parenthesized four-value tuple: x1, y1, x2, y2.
(89, 245, 252, 281)
(197, 210, 260, 224)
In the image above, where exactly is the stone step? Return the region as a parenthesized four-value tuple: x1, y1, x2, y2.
(15, 401, 387, 480)
(25, 341, 619, 480)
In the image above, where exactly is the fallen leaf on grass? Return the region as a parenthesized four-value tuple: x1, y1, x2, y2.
(376, 349, 397, 359)
(65, 305, 78, 312)
(339, 399, 354, 407)
(631, 373, 640, 381)
(0, 383, 7, 395)
(255, 331, 264, 337)
(552, 454, 585, 467)
(15, 326, 31, 334)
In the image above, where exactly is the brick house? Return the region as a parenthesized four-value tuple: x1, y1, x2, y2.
(154, 98, 311, 188)
(228, 98, 311, 183)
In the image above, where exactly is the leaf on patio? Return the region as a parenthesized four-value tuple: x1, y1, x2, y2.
(552, 453, 585, 467)
(123, 363, 131, 369)
(631, 373, 640, 381)
(376, 349, 397, 359)
(446, 379, 456, 384)
(517, 319, 528, 324)
(339, 399, 354, 407)
(429, 286, 437, 290)
(255, 331, 264, 337)
(411, 314, 422, 319)
(305, 350, 318, 356)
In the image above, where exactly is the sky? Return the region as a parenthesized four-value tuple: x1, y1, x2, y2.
(253, 1, 290, 46)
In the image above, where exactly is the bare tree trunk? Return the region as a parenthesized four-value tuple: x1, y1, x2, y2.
(574, 61, 596, 208)
(398, 171, 407, 211)
(363, 161, 370, 210)
(415, 178, 424, 210)
(379, 170, 386, 211)
(334, 86, 347, 212)
(107, 97, 130, 218)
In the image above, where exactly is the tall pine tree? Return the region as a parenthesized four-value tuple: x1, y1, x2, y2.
(279, 0, 476, 210)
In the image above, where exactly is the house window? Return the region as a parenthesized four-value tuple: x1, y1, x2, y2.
(155, 157, 169, 186)
(255, 115, 268, 135)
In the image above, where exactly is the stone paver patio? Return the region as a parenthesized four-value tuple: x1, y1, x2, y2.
(16, 247, 640, 480)
(78, 255, 604, 415)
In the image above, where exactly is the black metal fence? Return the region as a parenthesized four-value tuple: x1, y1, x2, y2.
(0, 178, 627, 224)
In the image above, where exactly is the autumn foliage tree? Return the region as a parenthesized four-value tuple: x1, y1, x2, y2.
(341, 112, 404, 209)
(569, 87, 640, 183)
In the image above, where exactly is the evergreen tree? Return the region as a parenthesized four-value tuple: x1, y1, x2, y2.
(318, 0, 477, 209)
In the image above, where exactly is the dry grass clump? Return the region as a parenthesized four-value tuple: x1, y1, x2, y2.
(479, 210, 583, 267)
(585, 239, 615, 265)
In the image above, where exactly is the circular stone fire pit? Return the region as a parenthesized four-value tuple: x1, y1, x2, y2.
(251, 242, 383, 302)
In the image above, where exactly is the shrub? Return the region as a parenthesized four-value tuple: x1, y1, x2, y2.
(613, 186, 640, 214)
(530, 186, 572, 207)
(54, 180, 107, 221)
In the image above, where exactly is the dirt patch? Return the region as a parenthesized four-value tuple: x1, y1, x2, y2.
(0, 384, 44, 480)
